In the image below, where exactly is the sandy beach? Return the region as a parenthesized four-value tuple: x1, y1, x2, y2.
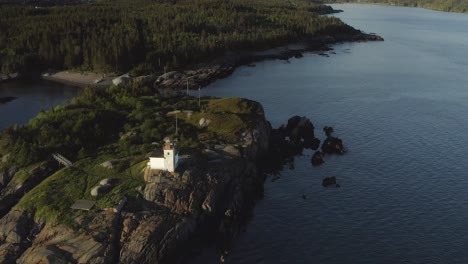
(42, 71, 115, 88)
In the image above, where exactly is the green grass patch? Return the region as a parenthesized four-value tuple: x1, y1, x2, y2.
(179, 112, 247, 143)
(15, 157, 146, 226)
(204, 97, 263, 115)
(10, 162, 45, 185)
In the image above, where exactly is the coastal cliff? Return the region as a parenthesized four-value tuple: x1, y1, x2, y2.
(0, 94, 271, 263)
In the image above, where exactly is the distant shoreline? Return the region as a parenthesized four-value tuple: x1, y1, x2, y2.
(328, 1, 468, 14)
(37, 32, 383, 91)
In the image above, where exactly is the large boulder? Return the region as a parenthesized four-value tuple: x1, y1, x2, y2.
(100, 161, 115, 169)
(1, 153, 10, 163)
(321, 136, 346, 155)
(99, 178, 115, 186)
(199, 118, 211, 127)
(112, 74, 131, 86)
(90, 184, 112, 196)
(286, 115, 301, 131)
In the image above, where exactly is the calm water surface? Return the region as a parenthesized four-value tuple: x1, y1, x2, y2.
(0, 80, 79, 131)
(193, 4, 468, 264)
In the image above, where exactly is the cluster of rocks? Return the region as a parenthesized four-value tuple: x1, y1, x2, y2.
(311, 126, 347, 168)
(0, 73, 19, 83)
(0, 161, 58, 218)
(265, 116, 348, 188)
(90, 178, 116, 197)
(153, 64, 234, 90)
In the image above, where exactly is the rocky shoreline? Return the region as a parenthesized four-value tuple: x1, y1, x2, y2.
(153, 32, 383, 90)
(0, 31, 382, 90)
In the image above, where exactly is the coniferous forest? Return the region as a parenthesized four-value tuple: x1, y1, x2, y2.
(0, 0, 356, 75)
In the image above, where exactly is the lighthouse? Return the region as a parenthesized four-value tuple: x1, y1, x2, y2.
(148, 138, 179, 172)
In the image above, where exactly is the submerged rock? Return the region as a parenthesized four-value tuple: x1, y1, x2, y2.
(311, 151, 325, 166)
(322, 176, 337, 187)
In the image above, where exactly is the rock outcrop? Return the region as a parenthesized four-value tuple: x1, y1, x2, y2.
(263, 115, 321, 173)
(17, 211, 120, 264)
(0, 210, 35, 264)
(311, 151, 325, 166)
(0, 161, 58, 218)
(321, 126, 347, 155)
(154, 64, 234, 90)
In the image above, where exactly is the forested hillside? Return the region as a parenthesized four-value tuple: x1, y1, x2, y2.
(0, 0, 355, 75)
(326, 0, 468, 13)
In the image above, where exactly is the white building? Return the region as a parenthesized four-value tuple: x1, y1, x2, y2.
(148, 139, 179, 172)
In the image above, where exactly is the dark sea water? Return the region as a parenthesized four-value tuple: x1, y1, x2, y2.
(0, 79, 79, 131)
(192, 4, 468, 264)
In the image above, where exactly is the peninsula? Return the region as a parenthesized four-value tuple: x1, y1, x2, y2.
(0, 84, 272, 263)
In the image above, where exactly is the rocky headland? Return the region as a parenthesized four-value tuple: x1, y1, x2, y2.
(0, 90, 350, 264)
(0, 97, 271, 264)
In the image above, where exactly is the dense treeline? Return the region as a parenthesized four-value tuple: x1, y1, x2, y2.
(0, 0, 355, 75)
(0, 84, 201, 168)
(325, 0, 468, 13)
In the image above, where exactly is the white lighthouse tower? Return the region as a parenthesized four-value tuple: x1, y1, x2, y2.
(148, 138, 179, 172)
(163, 138, 178, 172)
